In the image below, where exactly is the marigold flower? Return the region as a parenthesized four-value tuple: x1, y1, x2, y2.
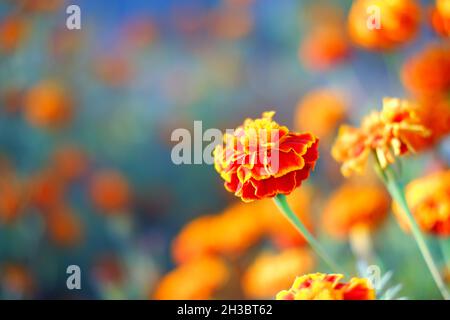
(0, 163, 27, 223)
(153, 256, 229, 300)
(214, 111, 319, 202)
(276, 273, 375, 300)
(322, 183, 390, 239)
(24, 80, 73, 129)
(332, 98, 430, 176)
(392, 170, 450, 237)
(172, 202, 265, 264)
(45, 205, 83, 247)
(295, 90, 347, 139)
(89, 170, 131, 214)
(431, 0, 450, 37)
(1, 264, 34, 297)
(29, 170, 66, 211)
(242, 248, 315, 299)
(299, 25, 351, 71)
(0, 15, 29, 53)
(51, 146, 88, 181)
(348, 0, 420, 50)
(401, 44, 450, 98)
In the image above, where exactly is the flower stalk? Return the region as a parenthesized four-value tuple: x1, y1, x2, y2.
(375, 160, 450, 300)
(273, 194, 343, 275)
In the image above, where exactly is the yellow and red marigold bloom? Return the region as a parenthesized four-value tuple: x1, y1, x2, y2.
(348, 0, 420, 51)
(392, 170, 450, 237)
(152, 256, 229, 300)
(295, 89, 347, 139)
(242, 248, 315, 299)
(401, 44, 450, 98)
(276, 273, 375, 300)
(431, 0, 450, 37)
(332, 98, 430, 176)
(322, 183, 390, 239)
(213, 111, 319, 202)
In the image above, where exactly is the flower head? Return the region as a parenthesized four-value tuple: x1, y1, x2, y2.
(276, 273, 375, 300)
(214, 111, 319, 202)
(348, 0, 420, 51)
(392, 170, 450, 237)
(332, 98, 430, 176)
(431, 0, 450, 37)
(322, 183, 390, 239)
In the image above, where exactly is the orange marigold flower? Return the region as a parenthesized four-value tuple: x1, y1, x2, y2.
(295, 89, 347, 139)
(29, 170, 66, 211)
(299, 24, 351, 71)
(348, 0, 420, 50)
(24, 80, 73, 129)
(0, 162, 27, 224)
(89, 170, 132, 214)
(1, 264, 34, 297)
(322, 183, 390, 239)
(401, 44, 450, 98)
(45, 205, 83, 247)
(153, 256, 229, 300)
(213, 111, 319, 202)
(0, 15, 29, 53)
(431, 0, 450, 37)
(172, 202, 265, 264)
(276, 273, 375, 300)
(332, 98, 430, 176)
(392, 170, 450, 237)
(51, 146, 88, 181)
(242, 248, 315, 299)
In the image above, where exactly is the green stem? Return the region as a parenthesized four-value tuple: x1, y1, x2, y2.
(381, 165, 450, 300)
(273, 194, 343, 275)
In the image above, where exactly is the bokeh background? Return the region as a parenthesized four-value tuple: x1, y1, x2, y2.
(0, 0, 449, 299)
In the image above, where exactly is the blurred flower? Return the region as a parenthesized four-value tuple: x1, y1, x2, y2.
(0, 15, 29, 53)
(430, 0, 450, 37)
(242, 248, 315, 299)
(299, 24, 351, 71)
(294, 89, 347, 139)
(51, 146, 88, 182)
(92, 254, 125, 286)
(1, 264, 34, 298)
(260, 187, 313, 248)
(89, 170, 131, 214)
(21, 0, 63, 12)
(29, 170, 66, 211)
(348, 0, 420, 50)
(402, 97, 450, 152)
(276, 273, 375, 300)
(401, 44, 450, 98)
(209, 6, 253, 40)
(153, 256, 229, 300)
(45, 205, 83, 247)
(0, 162, 27, 224)
(322, 183, 390, 239)
(214, 111, 319, 202)
(1, 87, 23, 114)
(172, 202, 265, 264)
(24, 80, 73, 129)
(332, 98, 430, 176)
(94, 56, 132, 87)
(392, 170, 450, 237)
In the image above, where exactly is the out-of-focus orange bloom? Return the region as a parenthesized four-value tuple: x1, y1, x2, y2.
(430, 0, 450, 37)
(348, 0, 420, 50)
(153, 256, 229, 300)
(300, 25, 351, 71)
(322, 183, 390, 239)
(45, 205, 83, 247)
(93, 254, 125, 285)
(276, 273, 375, 300)
(24, 80, 73, 129)
(393, 170, 450, 237)
(260, 187, 313, 248)
(51, 146, 88, 181)
(172, 202, 265, 264)
(1, 264, 34, 297)
(403, 97, 450, 152)
(242, 248, 315, 299)
(332, 98, 430, 176)
(209, 6, 253, 40)
(94, 56, 132, 87)
(29, 170, 65, 211)
(22, 0, 63, 12)
(214, 111, 319, 202)
(401, 44, 450, 98)
(0, 175, 26, 224)
(295, 89, 347, 139)
(0, 15, 28, 53)
(89, 170, 131, 214)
